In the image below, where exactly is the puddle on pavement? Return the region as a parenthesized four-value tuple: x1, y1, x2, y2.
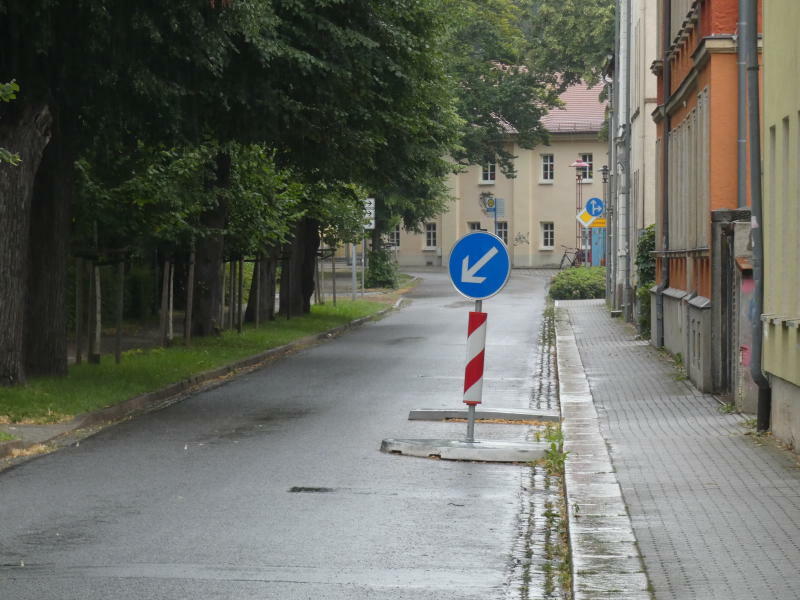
(288, 487, 336, 493)
(385, 336, 425, 345)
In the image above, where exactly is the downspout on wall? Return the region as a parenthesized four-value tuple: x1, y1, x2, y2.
(605, 67, 615, 303)
(609, 0, 622, 311)
(737, 0, 748, 209)
(624, 0, 633, 322)
(744, 0, 771, 431)
(655, 0, 671, 348)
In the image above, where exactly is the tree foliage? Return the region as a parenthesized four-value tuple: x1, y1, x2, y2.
(0, 0, 617, 382)
(443, 0, 560, 176)
(522, 0, 615, 88)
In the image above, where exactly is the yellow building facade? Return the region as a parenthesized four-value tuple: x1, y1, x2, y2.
(762, 0, 800, 444)
(393, 84, 607, 269)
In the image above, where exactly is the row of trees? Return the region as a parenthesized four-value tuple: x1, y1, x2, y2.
(0, 0, 614, 386)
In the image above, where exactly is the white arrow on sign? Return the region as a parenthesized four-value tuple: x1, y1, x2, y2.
(461, 246, 499, 284)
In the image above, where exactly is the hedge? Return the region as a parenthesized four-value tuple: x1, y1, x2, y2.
(549, 266, 606, 300)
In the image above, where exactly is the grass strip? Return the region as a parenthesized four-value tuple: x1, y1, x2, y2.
(0, 300, 384, 424)
(0, 431, 17, 442)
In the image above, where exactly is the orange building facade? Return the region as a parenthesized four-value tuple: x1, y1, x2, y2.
(651, 0, 761, 395)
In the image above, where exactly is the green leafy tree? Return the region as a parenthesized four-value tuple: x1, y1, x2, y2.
(0, 0, 470, 380)
(444, 0, 562, 176)
(522, 0, 615, 88)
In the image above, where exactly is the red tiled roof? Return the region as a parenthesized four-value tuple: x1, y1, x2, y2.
(540, 82, 607, 133)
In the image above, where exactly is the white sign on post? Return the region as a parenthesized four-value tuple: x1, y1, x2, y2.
(364, 197, 375, 229)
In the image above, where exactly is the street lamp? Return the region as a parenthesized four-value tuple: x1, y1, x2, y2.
(600, 165, 610, 295)
(571, 157, 590, 264)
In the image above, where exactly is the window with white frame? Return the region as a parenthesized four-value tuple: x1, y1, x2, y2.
(496, 221, 508, 245)
(578, 153, 593, 181)
(387, 224, 400, 247)
(425, 223, 437, 248)
(541, 222, 555, 249)
(468, 221, 482, 231)
(480, 162, 496, 183)
(541, 154, 554, 182)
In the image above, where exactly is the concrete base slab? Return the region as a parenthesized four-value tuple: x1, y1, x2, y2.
(380, 438, 547, 462)
(408, 407, 560, 423)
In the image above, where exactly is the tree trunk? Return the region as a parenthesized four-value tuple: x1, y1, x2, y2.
(228, 260, 235, 329)
(75, 257, 84, 365)
(237, 258, 244, 333)
(245, 250, 278, 324)
(24, 117, 72, 378)
(192, 152, 230, 337)
(184, 248, 196, 345)
(255, 259, 261, 328)
(87, 261, 96, 362)
(218, 260, 226, 329)
(89, 263, 102, 364)
(115, 262, 124, 364)
(159, 258, 170, 346)
(0, 103, 52, 385)
(279, 218, 320, 318)
(167, 260, 174, 343)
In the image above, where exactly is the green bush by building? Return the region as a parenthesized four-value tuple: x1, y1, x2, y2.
(549, 267, 606, 300)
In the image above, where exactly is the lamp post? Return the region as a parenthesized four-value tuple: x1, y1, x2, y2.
(571, 157, 590, 264)
(601, 165, 610, 296)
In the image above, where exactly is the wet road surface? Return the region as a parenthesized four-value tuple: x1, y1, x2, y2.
(0, 269, 551, 599)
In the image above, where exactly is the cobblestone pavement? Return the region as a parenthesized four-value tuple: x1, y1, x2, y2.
(561, 299, 800, 600)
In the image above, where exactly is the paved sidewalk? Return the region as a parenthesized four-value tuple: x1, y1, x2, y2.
(560, 299, 800, 600)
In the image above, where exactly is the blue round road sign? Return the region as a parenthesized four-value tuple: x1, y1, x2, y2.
(448, 232, 511, 300)
(586, 197, 605, 217)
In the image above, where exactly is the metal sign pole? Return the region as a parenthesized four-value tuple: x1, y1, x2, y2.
(351, 243, 356, 301)
(465, 298, 483, 443)
(447, 232, 510, 445)
(361, 237, 366, 297)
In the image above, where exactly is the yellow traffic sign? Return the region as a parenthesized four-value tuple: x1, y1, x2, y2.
(576, 209, 596, 227)
(590, 218, 607, 228)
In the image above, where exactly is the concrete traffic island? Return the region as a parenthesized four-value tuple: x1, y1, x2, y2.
(408, 407, 560, 423)
(380, 437, 547, 462)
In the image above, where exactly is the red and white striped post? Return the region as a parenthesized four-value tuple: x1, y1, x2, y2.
(463, 301, 487, 442)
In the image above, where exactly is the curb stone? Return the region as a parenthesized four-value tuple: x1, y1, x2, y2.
(0, 299, 402, 463)
(554, 302, 652, 600)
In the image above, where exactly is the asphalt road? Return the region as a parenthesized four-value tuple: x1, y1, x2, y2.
(0, 269, 551, 600)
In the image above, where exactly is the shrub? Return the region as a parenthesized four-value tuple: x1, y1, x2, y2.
(635, 224, 656, 337)
(637, 285, 652, 338)
(635, 224, 656, 283)
(365, 247, 398, 289)
(549, 267, 606, 300)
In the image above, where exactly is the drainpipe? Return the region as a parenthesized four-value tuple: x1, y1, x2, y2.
(655, 1, 671, 348)
(623, 0, 633, 322)
(737, 0, 747, 209)
(609, 0, 622, 310)
(745, 0, 771, 431)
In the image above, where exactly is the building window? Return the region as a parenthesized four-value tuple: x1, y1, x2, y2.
(468, 221, 482, 231)
(541, 154, 554, 182)
(425, 223, 437, 248)
(387, 224, 400, 247)
(541, 222, 555, 249)
(480, 162, 496, 183)
(578, 153, 593, 181)
(496, 221, 508, 245)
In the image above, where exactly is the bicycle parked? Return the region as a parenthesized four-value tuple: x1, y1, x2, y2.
(559, 245, 584, 269)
